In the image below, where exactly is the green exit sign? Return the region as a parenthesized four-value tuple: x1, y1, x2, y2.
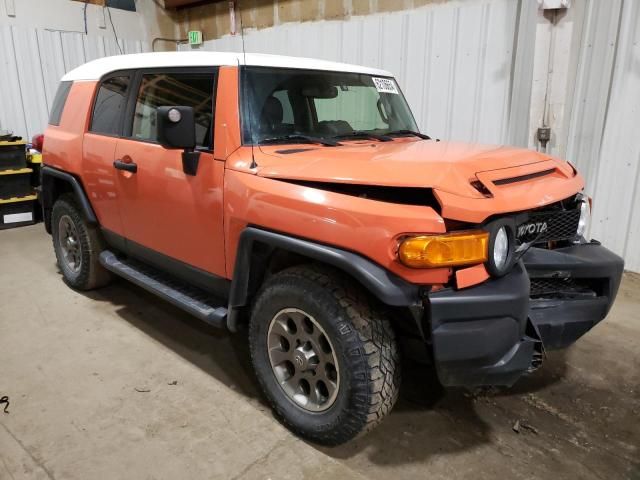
(188, 31, 203, 46)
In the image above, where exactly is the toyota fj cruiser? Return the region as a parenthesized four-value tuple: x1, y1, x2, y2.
(42, 52, 623, 445)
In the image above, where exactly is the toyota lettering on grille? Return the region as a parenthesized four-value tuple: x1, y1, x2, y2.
(517, 221, 548, 239)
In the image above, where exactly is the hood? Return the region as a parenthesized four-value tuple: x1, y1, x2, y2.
(254, 139, 575, 199)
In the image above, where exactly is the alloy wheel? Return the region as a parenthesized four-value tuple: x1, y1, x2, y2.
(267, 308, 340, 412)
(58, 215, 82, 273)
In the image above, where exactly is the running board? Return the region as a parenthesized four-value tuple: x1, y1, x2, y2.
(99, 250, 228, 328)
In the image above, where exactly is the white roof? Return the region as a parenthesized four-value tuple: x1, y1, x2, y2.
(61, 51, 393, 81)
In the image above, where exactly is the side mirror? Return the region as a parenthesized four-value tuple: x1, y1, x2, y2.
(157, 106, 200, 176)
(157, 106, 196, 149)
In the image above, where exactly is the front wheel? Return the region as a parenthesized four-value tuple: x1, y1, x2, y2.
(249, 265, 400, 445)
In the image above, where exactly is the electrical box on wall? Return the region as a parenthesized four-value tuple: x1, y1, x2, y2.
(538, 0, 570, 9)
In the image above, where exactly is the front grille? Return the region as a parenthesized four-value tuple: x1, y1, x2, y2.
(516, 208, 580, 243)
(530, 277, 597, 298)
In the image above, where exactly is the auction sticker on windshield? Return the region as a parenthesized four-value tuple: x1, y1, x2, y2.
(372, 77, 399, 94)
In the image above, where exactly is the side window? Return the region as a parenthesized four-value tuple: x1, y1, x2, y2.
(49, 81, 72, 126)
(131, 73, 215, 148)
(90, 76, 130, 136)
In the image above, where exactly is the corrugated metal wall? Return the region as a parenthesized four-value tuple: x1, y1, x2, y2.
(573, 0, 640, 272)
(183, 0, 520, 146)
(2, 0, 637, 270)
(189, 0, 640, 272)
(0, 26, 148, 140)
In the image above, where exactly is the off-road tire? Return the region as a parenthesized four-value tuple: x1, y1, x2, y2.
(249, 264, 400, 445)
(51, 194, 111, 290)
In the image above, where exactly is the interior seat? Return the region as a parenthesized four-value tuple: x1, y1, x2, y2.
(260, 96, 284, 135)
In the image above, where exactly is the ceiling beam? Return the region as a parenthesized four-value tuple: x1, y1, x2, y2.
(163, 0, 225, 10)
(71, 0, 106, 5)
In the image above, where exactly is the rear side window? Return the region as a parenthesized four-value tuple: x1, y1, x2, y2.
(90, 76, 131, 136)
(131, 73, 215, 148)
(49, 81, 72, 126)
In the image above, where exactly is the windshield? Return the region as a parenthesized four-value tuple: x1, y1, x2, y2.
(241, 67, 419, 145)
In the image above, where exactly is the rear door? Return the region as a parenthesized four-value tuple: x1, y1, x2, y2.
(82, 73, 133, 237)
(113, 68, 227, 280)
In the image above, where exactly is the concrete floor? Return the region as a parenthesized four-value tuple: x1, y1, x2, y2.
(0, 225, 638, 480)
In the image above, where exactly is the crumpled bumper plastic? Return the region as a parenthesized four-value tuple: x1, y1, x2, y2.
(427, 242, 624, 387)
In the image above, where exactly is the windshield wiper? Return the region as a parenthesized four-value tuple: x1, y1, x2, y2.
(332, 131, 393, 142)
(260, 134, 342, 147)
(386, 129, 431, 140)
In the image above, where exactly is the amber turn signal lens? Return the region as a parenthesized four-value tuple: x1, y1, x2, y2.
(398, 231, 489, 268)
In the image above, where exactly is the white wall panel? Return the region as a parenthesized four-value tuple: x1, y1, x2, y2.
(37, 30, 68, 109)
(183, 0, 519, 145)
(0, 27, 29, 138)
(584, 0, 640, 272)
(12, 27, 50, 139)
(0, 25, 149, 140)
(565, 0, 622, 186)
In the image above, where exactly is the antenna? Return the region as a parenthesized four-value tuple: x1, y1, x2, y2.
(236, 0, 257, 169)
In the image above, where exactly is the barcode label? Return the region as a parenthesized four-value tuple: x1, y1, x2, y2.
(372, 77, 399, 94)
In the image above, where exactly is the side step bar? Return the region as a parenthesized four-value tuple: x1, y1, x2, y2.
(99, 250, 228, 328)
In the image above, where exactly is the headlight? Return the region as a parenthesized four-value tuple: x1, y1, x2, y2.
(485, 220, 516, 277)
(493, 227, 510, 271)
(398, 231, 489, 268)
(576, 194, 591, 241)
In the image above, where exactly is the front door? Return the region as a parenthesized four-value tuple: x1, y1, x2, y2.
(113, 68, 226, 280)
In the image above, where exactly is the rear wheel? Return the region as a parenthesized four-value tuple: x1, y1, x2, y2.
(51, 194, 111, 290)
(249, 265, 400, 445)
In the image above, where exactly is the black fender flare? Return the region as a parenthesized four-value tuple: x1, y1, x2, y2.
(226, 227, 422, 331)
(41, 166, 97, 232)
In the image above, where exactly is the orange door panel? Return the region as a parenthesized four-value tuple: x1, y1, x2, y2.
(82, 133, 124, 235)
(113, 140, 226, 277)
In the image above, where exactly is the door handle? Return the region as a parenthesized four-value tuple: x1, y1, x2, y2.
(113, 159, 137, 173)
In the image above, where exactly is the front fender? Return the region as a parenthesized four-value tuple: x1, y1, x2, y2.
(226, 227, 422, 331)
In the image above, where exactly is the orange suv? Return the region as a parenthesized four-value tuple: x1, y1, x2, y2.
(42, 52, 623, 445)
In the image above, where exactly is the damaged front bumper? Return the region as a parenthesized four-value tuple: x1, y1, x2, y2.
(427, 242, 624, 387)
